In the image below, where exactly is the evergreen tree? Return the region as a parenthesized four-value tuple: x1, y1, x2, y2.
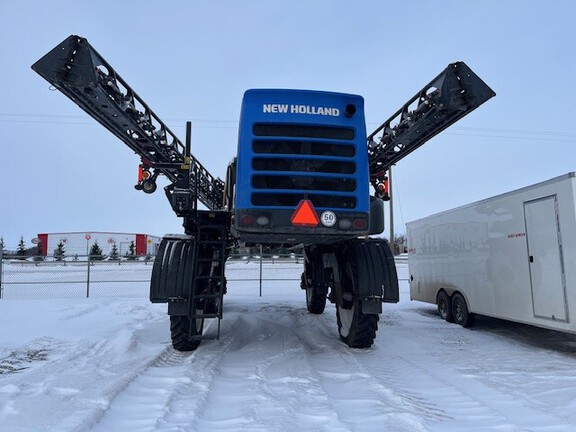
(109, 242, 119, 260)
(126, 240, 137, 260)
(0, 236, 6, 256)
(54, 241, 66, 261)
(17, 236, 27, 260)
(89, 240, 104, 260)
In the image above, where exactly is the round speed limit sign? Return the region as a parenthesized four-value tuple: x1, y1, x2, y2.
(320, 211, 337, 227)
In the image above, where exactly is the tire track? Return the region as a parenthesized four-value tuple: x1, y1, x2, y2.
(371, 309, 576, 432)
(293, 309, 435, 432)
(185, 303, 434, 432)
(83, 315, 243, 432)
(180, 307, 338, 432)
(153, 304, 354, 431)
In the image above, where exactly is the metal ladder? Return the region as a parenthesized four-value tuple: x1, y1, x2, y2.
(186, 212, 229, 340)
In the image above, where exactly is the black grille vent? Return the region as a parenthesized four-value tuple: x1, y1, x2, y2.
(252, 158, 355, 174)
(253, 124, 354, 140)
(252, 175, 356, 192)
(250, 124, 358, 209)
(253, 140, 355, 157)
(252, 193, 356, 209)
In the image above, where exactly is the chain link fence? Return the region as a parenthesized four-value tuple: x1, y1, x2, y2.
(0, 253, 304, 300)
(226, 254, 304, 297)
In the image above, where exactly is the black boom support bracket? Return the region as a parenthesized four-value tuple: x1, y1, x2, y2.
(31, 35, 225, 213)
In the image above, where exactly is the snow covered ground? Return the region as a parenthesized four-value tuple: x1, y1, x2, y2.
(1, 260, 576, 431)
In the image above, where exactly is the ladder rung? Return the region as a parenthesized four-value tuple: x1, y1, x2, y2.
(188, 333, 219, 341)
(191, 313, 221, 319)
(193, 294, 223, 300)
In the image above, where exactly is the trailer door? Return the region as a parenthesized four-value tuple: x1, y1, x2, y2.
(524, 196, 568, 322)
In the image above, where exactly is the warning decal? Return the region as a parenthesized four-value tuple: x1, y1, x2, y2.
(290, 200, 319, 227)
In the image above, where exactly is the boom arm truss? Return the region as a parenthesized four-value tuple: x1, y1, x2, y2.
(32, 35, 225, 212)
(367, 62, 495, 197)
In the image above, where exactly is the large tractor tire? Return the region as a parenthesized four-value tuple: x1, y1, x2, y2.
(336, 300, 379, 348)
(335, 239, 397, 349)
(169, 244, 225, 352)
(302, 247, 329, 315)
(301, 272, 327, 314)
(152, 235, 208, 352)
(170, 312, 204, 352)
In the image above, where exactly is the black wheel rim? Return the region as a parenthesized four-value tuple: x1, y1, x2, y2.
(440, 300, 448, 317)
(454, 299, 464, 322)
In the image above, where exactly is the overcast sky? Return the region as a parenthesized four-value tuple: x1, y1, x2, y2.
(1, 0, 575, 249)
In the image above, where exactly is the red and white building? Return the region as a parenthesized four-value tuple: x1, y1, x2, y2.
(36, 232, 161, 257)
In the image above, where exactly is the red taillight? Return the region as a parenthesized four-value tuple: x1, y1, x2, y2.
(240, 214, 255, 226)
(353, 218, 368, 230)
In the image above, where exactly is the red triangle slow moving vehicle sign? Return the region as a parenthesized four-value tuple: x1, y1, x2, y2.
(291, 199, 319, 227)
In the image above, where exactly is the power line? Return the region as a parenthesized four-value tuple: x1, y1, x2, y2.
(0, 118, 238, 129)
(443, 132, 576, 143)
(0, 112, 238, 124)
(454, 126, 576, 138)
(2, 113, 576, 141)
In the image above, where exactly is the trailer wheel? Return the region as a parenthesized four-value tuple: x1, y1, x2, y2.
(336, 301, 378, 348)
(451, 293, 475, 328)
(437, 290, 453, 322)
(170, 312, 204, 351)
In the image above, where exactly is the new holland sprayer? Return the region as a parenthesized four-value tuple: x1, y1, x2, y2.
(32, 35, 494, 350)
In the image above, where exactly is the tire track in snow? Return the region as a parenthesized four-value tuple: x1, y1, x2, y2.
(85, 315, 243, 432)
(68, 298, 574, 432)
(0, 324, 170, 432)
(66, 339, 181, 431)
(185, 303, 436, 432)
(86, 302, 441, 432)
(89, 303, 357, 431)
(293, 308, 435, 432)
(187, 303, 353, 432)
(372, 309, 576, 432)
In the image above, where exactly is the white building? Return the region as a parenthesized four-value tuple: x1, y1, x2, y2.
(37, 232, 161, 257)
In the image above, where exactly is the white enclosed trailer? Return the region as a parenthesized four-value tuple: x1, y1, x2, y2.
(407, 173, 576, 332)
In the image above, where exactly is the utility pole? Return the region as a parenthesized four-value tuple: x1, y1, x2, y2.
(389, 166, 395, 255)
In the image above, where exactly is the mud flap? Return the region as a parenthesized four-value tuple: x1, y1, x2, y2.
(149, 234, 196, 303)
(368, 197, 385, 235)
(345, 239, 399, 313)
